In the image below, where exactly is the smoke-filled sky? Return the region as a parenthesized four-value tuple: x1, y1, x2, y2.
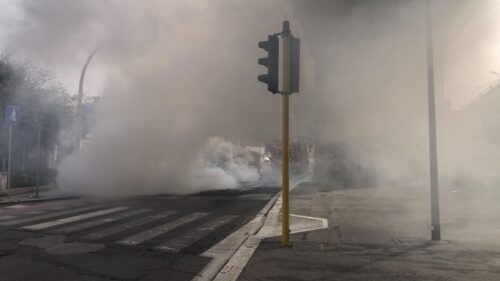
(2, 0, 500, 195)
(2, 1, 500, 107)
(1, 0, 305, 195)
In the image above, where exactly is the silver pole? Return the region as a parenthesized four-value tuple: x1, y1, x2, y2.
(426, 0, 441, 241)
(36, 112, 42, 198)
(54, 143, 58, 166)
(7, 125, 12, 198)
(22, 146, 26, 172)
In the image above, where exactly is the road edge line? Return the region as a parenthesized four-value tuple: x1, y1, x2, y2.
(191, 192, 280, 281)
(210, 176, 314, 281)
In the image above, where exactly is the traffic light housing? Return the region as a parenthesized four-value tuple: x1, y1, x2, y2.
(258, 35, 279, 94)
(289, 36, 300, 93)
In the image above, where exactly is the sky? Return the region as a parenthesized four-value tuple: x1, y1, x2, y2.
(0, 0, 106, 99)
(2, 0, 500, 107)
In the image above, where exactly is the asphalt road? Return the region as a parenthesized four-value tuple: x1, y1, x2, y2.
(0, 186, 279, 281)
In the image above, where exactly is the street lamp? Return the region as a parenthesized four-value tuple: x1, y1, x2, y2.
(425, 0, 441, 241)
(75, 48, 98, 151)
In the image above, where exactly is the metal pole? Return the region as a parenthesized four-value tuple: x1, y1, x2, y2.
(426, 0, 441, 241)
(76, 48, 98, 151)
(7, 125, 12, 198)
(281, 21, 290, 246)
(54, 143, 58, 166)
(22, 146, 26, 172)
(35, 111, 42, 198)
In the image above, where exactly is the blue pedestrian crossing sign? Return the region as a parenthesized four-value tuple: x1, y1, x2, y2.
(5, 106, 20, 125)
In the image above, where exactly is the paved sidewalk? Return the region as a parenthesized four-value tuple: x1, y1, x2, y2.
(238, 183, 500, 280)
(0, 185, 77, 204)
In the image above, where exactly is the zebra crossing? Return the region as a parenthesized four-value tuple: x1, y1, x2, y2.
(117, 212, 209, 246)
(155, 214, 238, 253)
(0, 201, 240, 255)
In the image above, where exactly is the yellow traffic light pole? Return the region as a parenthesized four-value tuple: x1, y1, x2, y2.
(281, 26, 290, 247)
(258, 20, 296, 246)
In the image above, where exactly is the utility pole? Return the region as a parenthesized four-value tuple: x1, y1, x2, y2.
(22, 146, 26, 172)
(7, 125, 12, 198)
(425, 0, 441, 241)
(35, 111, 42, 198)
(5, 105, 20, 198)
(258, 21, 300, 246)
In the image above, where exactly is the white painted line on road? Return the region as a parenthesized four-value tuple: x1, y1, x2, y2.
(47, 206, 66, 210)
(25, 211, 46, 215)
(0, 215, 17, 220)
(213, 236, 261, 281)
(116, 212, 208, 246)
(84, 210, 177, 240)
(238, 193, 273, 200)
(22, 207, 129, 230)
(191, 193, 280, 281)
(290, 174, 313, 191)
(212, 175, 322, 281)
(289, 213, 329, 234)
(6, 205, 28, 209)
(155, 215, 238, 253)
(0, 205, 104, 226)
(55, 208, 150, 234)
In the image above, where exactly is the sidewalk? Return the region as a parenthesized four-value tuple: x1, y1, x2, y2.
(238, 183, 500, 280)
(0, 184, 77, 204)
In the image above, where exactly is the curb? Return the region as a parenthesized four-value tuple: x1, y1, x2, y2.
(211, 176, 315, 281)
(0, 194, 79, 205)
(0, 185, 55, 197)
(192, 192, 280, 281)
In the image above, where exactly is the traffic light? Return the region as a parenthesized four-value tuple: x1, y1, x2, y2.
(289, 36, 300, 93)
(258, 35, 279, 94)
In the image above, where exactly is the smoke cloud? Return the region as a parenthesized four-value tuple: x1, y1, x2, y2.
(6, 0, 304, 196)
(7, 0, 500, 198)
(293, 0, 500, 189)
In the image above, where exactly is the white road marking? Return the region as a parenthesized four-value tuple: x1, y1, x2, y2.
(0, 205, 103, 226)
(212, 236, 261, 281)
(116, 212, 208, 246)
(238, 193, 273, 200)
(25, 211, 46, 215)
(210, 176, 318, 281)
(83, 210, 177, 240)
(22, 207, 129, 230)
(192, 193, 280, 281)
(6, 205, 28, 209)
(54, 209, 150, 234)
(0, 215, 17, 220)
(155, 215, 238, 253)
(47, 206, 66, 210)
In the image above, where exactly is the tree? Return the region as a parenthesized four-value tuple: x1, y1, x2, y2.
(0, 53, 73, 185)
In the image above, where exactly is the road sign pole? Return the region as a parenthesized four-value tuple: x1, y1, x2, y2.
(7, 125, 12, 198)
(36, 111, 42, 198)
(426, 0, 441, 241)
(282, 22, 290, 247)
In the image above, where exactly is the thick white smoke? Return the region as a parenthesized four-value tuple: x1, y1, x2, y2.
(6, 0, 304, 196)
(191, 137, 259, 190)
(12, 0, 500, 198)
